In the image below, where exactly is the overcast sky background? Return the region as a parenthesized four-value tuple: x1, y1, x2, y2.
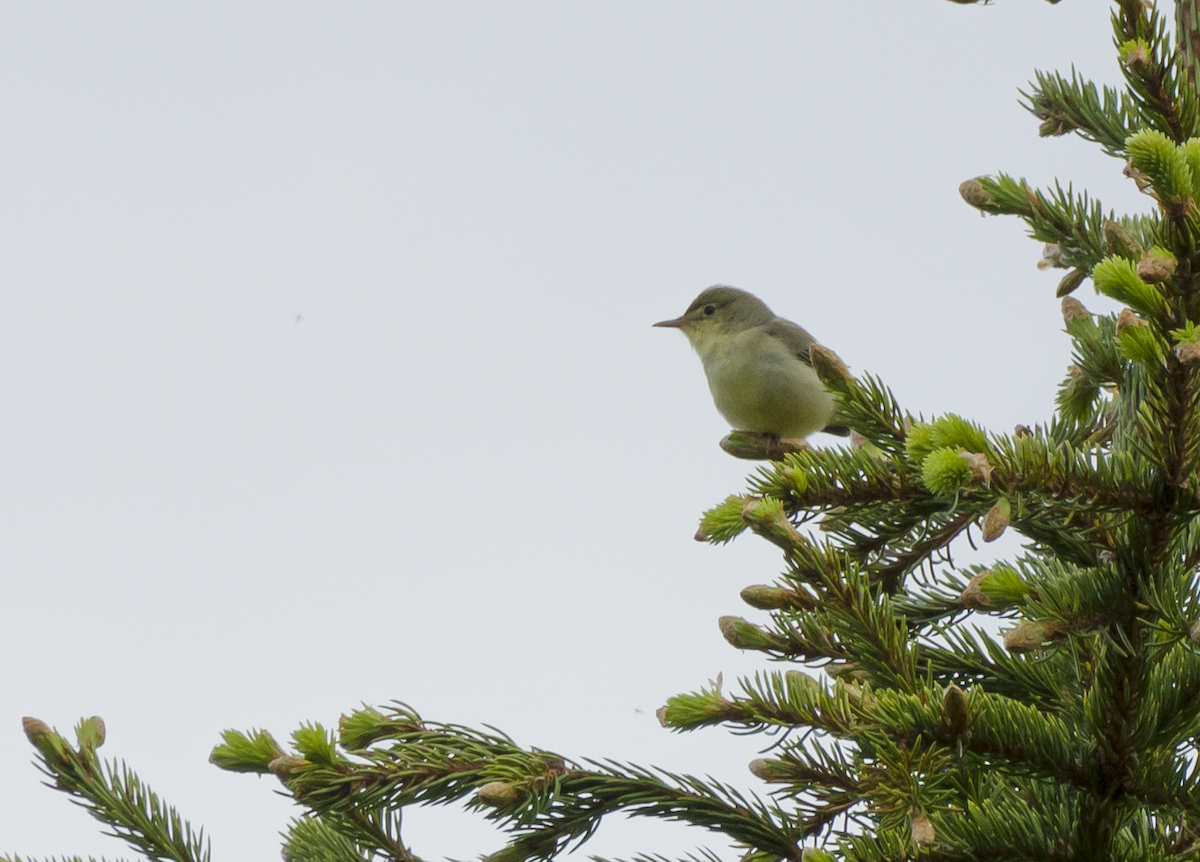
(0, 2, 1151, 859)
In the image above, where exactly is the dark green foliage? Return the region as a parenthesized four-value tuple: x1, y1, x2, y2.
(3, 719, 209, 862)
(1024, 66, 1145, 152)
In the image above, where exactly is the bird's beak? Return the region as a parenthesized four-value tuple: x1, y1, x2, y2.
(653, 316, 687, 328)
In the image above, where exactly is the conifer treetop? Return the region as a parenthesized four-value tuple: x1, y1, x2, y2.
(13, 2, 1200, 861)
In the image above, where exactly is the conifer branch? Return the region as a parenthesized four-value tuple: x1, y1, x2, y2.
(960, 175, 1110, 270)
(872, 512, 972, 594)
(211, 704, 810, 862)
(18, 717, 209, 862)
(661, 672, 857, 738)
(1023, 68, 1144, 155)
(1113, 1, 1200, 143)
(917, 628, 1074, 708)
(283, 815, 375, 862)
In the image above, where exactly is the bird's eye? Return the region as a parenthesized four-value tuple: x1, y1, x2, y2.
(703, 305, 716, 316)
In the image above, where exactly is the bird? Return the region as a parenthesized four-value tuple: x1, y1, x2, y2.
(654, 286, 840, 440)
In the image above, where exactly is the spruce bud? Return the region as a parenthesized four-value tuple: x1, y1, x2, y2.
(942, 684, 969, 736)
(22, 717, 68, 767)
(966, 451, 994, 485)
(748, 758, 784, 781)
(720, 431, 809, 461)
(959, 178, 996, 211)
(22, 717, 52, 746)
(1120, 39, 1151, 73)
(268, 755, 308, 778)
(740, 584, 814, 610)
(1037, 243, 1063, 270)
(1056, 267, 1088, 297)
(1124, 161, 1154, 194)
(1138, 247, 1177, 283)
(911, 811, 936, 846)
(76, 716, 106, 753)
(1004, 621, 1056, 653)
(1116, 307, 1148, 336)
(1176, 340, 1200, 365)
(1103, 219, 1143, 258)
(477, 781, 521, 807)
(1039, 116, 1074, 137)
(740, 585, 787, 609)
(741, 497, 805, 551)
(1061, 296, 1091, 327)
(808, 344, 852, 386)
(718, 615, 776, 650)
(981, 498, 1010, 542)
(960, 569, 994, 610)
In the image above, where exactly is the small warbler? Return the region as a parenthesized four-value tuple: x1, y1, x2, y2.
(655, 285, 841, 439)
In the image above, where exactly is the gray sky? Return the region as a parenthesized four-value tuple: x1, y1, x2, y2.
(0, 2, 1148, 858)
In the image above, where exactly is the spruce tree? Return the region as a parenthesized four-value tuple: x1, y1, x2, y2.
(12, 1, 1200, 860)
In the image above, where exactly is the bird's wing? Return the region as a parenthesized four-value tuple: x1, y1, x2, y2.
(765, 318, 851, 437)
(763, 318, 819, 366)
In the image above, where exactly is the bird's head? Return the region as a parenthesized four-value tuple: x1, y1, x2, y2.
(653, 286, 774, 351)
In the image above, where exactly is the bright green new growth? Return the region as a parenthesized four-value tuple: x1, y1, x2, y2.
(903, 414, 990, 464)
(1118, 316, 1168, 364)
(978, 563, 1029, 605)
(902, 415, 994, 497)
(1092, 254, 1165, 314)
(919, 448, 976, 496)
(15, 2, 1200, 862)
(1126, 128, 1194, 201)
(1183, 137, 1200, 182)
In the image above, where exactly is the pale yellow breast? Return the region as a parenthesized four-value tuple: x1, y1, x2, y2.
(695, 328, 835, 438)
